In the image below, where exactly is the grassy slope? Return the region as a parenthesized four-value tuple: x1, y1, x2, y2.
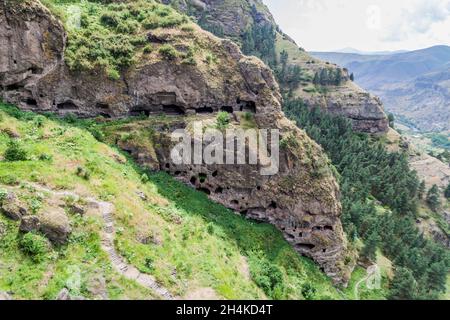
(0, 103, 375, 300)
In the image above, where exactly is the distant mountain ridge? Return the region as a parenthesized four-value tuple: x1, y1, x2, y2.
(311, 46, 450, 131)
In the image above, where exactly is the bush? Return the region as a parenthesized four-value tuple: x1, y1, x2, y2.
(250, 256, 286, 298)
(301, 282, 317, 300)
(4, 140, 27, 161)
(76, 167, 91, 180)
(143, 44, 153, 54)
(38, 153, 53, 162)
(19, 233, 49, 262)
(158, 44, 178, 60)
(216, 111, 230, 129)
(34, 115, 46, 128)
(0, 188, 8, 204)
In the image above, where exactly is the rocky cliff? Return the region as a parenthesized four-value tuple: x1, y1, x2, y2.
(164, 0, 389, 133)
(0, 0, 353, 283)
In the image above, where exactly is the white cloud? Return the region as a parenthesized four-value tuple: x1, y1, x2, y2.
(263, 0, 450, 51)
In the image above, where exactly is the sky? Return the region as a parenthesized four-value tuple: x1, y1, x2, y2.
(263, 0, 450, 52)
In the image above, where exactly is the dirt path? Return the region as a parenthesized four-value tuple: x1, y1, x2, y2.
(354, 265, 379, 300)
(28, 183, 174, 300)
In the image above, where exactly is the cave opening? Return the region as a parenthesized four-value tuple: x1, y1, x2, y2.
(25, 98, 37, 106)
(197, 187, 211, 195)
(57, 101, 78, 110)
(296, 243, 315, 251)
(220, 106, 234, 113)
(196, 106, 214, 114)
(163, 105, 185, 115)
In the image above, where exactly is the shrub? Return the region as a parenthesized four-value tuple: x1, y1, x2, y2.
(143, 44, 153, 54)
(0, 188, 8, 204)
(19, 233, 49, 262)
(76, 167, 91, 180)
(158, 44, 178, 60)
(216, 111, 230, 129)
(250, 257, 285, 298)
(107, 68, 121, 80)
(4, 140, 27, 161)
(38, 153, 53, 162)
(34, 115, 46, 128)
(244, 112, 253, 121)
(301, 282, 317, 300)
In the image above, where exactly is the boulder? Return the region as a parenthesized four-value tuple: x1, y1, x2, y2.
(0, 192, 27, 221)
(86, 275, 108, 300)
(39, 208, 71, 245)
(19, 215, 41, 233)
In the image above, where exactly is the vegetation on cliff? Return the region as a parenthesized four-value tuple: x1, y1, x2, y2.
(284, 98, 450, 299)
(0, 102, 385, 300)
(42, 0, 195, 78)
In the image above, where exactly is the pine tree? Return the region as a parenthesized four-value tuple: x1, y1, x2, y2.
(445, 183, 450, 199)
(426, 184, 441, 212)
(361, 230, 379, 262)
(350, 73, 354, 81)
(418, 181, 426, 200)
(389, 267, 418, 300)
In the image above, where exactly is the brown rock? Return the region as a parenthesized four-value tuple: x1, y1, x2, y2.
(19, 215, 41, 233)
(0, 192, 27, 221)
(0, 0, 353, 283)
(39, 207, 71, 245)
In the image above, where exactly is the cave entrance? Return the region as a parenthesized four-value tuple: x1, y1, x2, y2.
(196, 106, 214, 114)
(220, 106, 234, 113)
(57, 101, 78, 110)
(162, 105, 185, 115)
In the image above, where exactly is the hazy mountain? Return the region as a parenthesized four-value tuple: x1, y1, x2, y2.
(334, 47, 408, 55)
(311, 46, 450, 131)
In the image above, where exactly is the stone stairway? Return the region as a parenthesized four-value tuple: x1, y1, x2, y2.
(27, 183, 174, 300)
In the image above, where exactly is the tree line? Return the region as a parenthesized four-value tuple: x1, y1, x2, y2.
(284, 98, 450, 300)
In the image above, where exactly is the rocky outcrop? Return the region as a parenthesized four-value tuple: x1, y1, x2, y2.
(165, 0, 389, 134)
(0, 0, 352, 283)
(0, 191, 27, 221)
(1, 188, 72, 245)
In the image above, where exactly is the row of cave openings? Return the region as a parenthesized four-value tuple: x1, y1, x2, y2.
(281, 223, 334, 253)
(129, 98, 256, 117)
(164, 163, 279, 216)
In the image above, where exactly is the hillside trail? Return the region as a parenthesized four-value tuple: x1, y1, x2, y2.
(354, 264, 379, 300)
(27, 183, 175, 300)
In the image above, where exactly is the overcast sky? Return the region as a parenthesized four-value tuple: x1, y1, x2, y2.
(263, 0, 450, 52)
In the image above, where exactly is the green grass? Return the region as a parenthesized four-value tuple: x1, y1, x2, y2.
(0, 102, 386, 299)
(41, 0, 189, 79)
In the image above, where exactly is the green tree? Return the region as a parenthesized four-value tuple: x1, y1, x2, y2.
(361, 230, 380, 262)
(350, 73, 354, 81)
(418, 181, 426, 200)
(4, 140, 27, 161)
(389, 267, 418, 300)
(388, 113, 395, 128)
(426, 184, 441, 212)
(444, 183, 450, 199)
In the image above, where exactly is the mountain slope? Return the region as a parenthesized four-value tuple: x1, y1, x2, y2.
(0, 102, 368, 300)
(311, 46, 450, 131)
(0, 0, 354, 285)
(164, 0, 389, 133)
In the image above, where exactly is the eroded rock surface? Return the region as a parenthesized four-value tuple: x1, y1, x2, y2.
(0, 0, 352, 283)
(165, 0, 389, 133)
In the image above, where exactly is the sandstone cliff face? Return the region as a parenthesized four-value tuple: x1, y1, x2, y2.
(0, 0, 352, 283)
(165, 0, 389, 134)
